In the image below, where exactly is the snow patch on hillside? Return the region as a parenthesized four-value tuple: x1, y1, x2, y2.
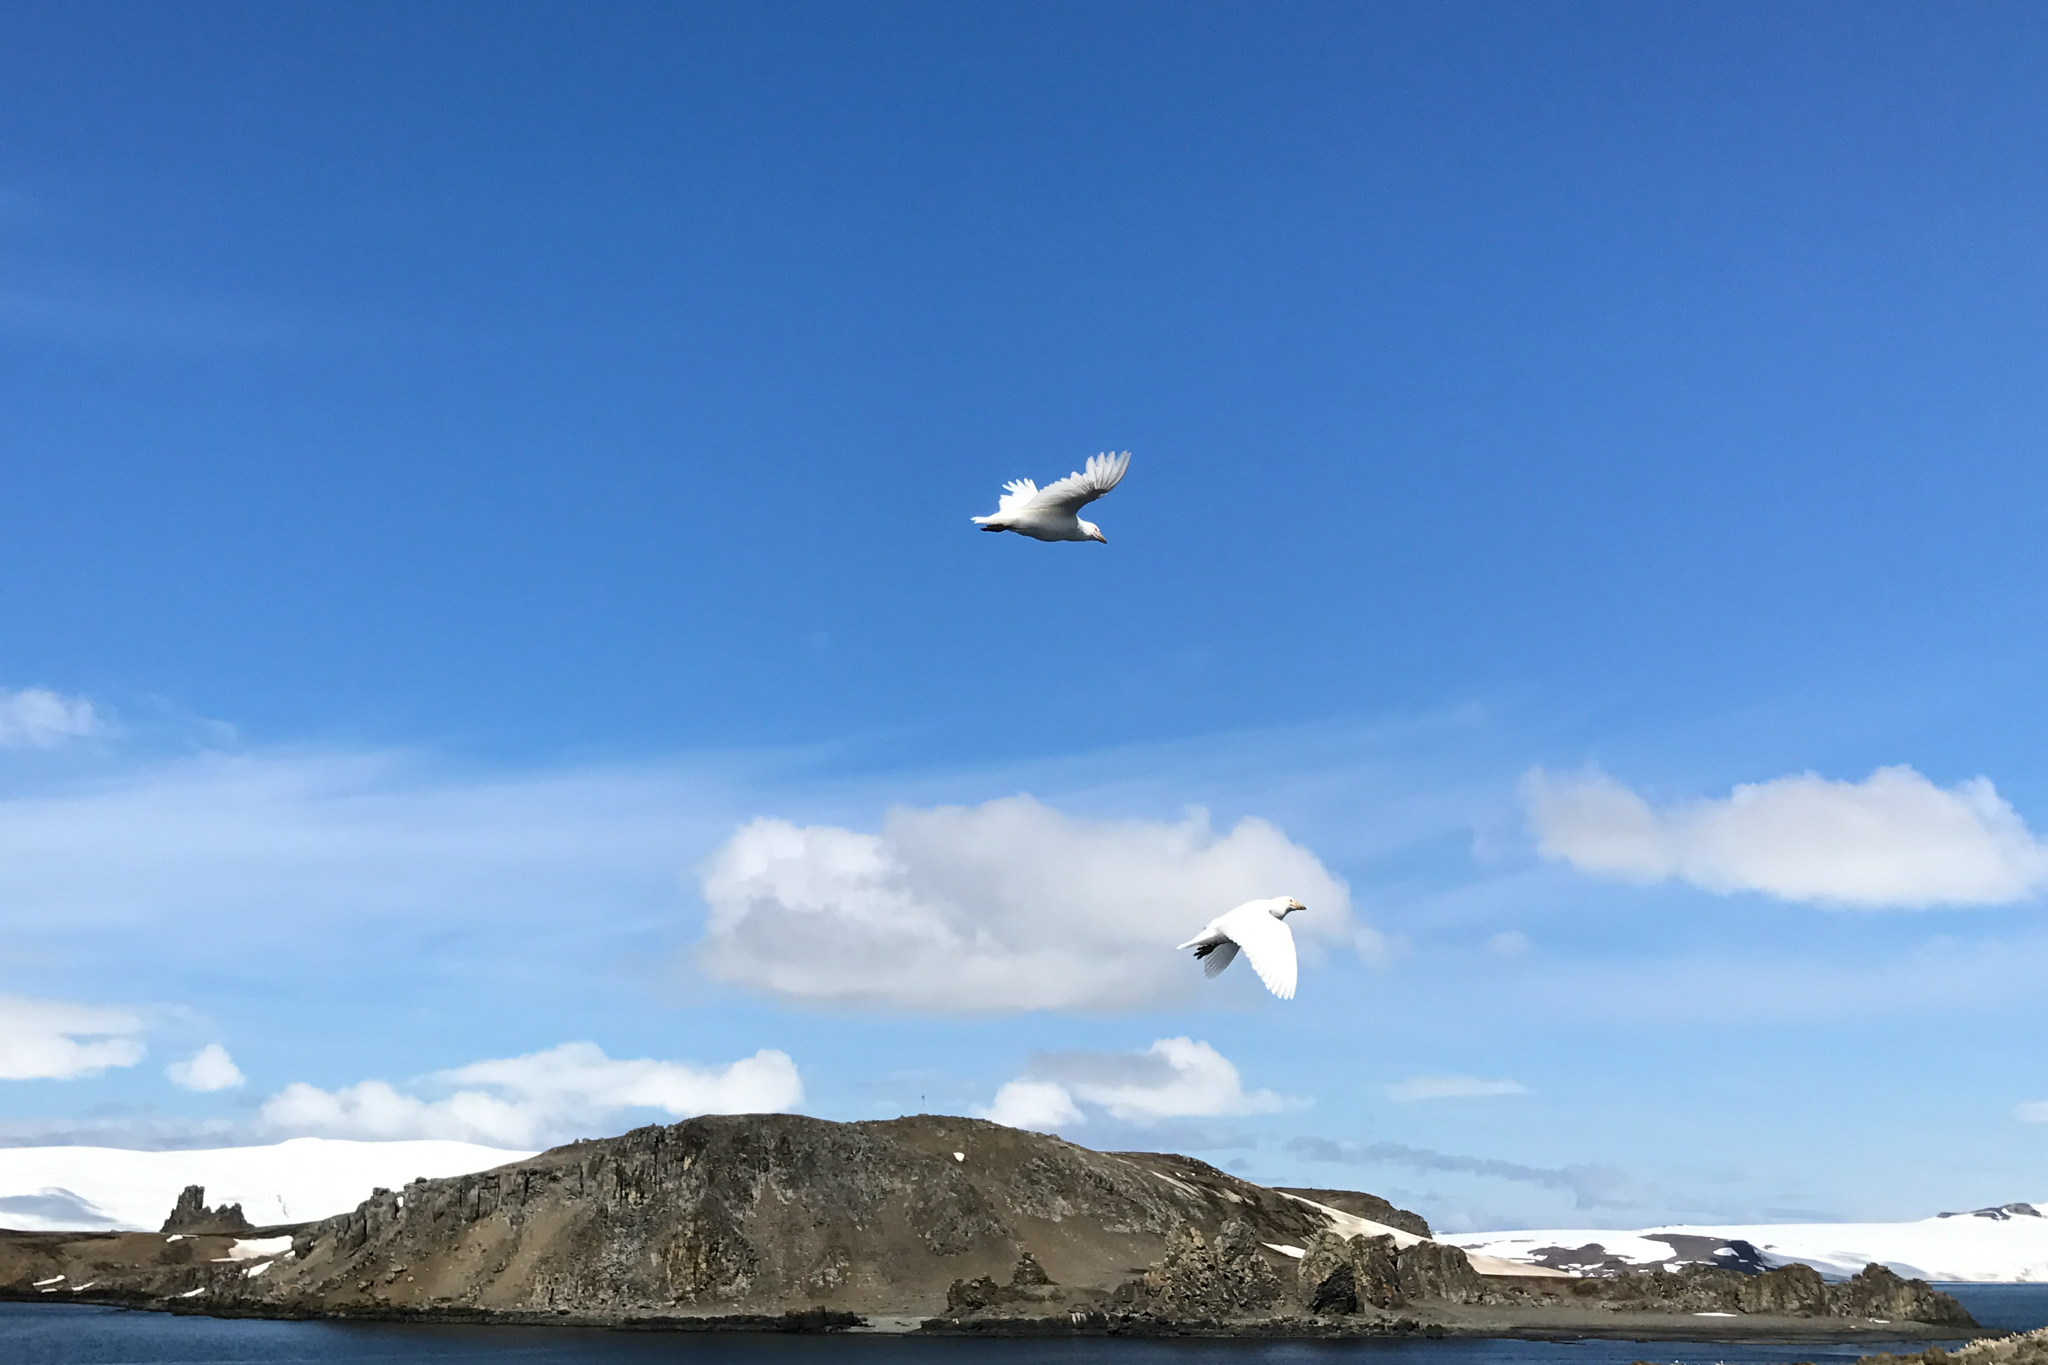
(0, 1137, 533, 1231)
(1446, 1204, 2048, 1283)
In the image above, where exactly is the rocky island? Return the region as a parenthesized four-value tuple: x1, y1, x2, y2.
(0, 1113, 1979, 1340)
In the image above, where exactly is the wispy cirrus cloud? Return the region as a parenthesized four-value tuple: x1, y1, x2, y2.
(1287, 1136, 1635, 1210)
(1524, 765, 2048, 908)
(0, 688, 102, 749)
(1385, 1074, 1527, 1103)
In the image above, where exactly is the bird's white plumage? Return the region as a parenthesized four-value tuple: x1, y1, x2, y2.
(973, 451, 1130, 542)
(1029, 451, 1129, 514)
(994, 479, 1040, 516)
(1175, 896, 1302, 1000)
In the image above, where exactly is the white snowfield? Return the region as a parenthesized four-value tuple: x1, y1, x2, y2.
(0, 1138, 535, 1233)
(1446, 1204, 2048, 1283)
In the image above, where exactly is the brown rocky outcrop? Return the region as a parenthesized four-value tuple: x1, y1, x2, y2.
(1553, 1259, 1970, 1327)
(1296, 1231, 1487, 1315)
(1829, 1262, 1976, 1327)
(1397, 1238, 1487, 1304)
(1297, 1231, 1361, 1314)
(946, 1252, 1065, 1313)
(1115, 1220, 1287, 1318)
(1737, 1260, 1831, 1315)
(160, 1185, 253, 1235)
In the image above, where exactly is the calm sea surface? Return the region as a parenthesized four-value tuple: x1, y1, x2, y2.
(2, 1288, 2042, 1365)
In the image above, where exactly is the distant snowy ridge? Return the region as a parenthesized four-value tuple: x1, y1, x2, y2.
(0, 1138, 534, 1232)
(1445, 1202, 2048, 1284)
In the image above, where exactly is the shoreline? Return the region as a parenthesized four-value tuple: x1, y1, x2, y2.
(0, 1291, 1995, 1343)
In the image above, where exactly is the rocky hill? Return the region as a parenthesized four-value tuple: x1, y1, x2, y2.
(0, 1113, 1980, 1338)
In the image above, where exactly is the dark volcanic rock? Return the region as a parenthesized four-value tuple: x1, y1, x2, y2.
(1357, 1235, 1403, 1307)
(1296, 1233, 1486, 1315)
(1555, 1261, 1972, 1329)
(1298, 1231, 1360, 1314)
(1011, 1251, 1052, 1286)
(1119, 1220, 1286, 1318)
(1829, 1263, 1975, 1327)
(1736, 1260, 1835, 1309)
(1276, 1188, 1431, 1238)
(1737, 1261, 1831, 1315)
(1939, 1204, 2041, 1221)
(161, 1185, 253, 1235)
(1397, 1239, 1485, 1305)
(1514, 1233, 1768, 1277)
(945, 1251, 1065, 1312)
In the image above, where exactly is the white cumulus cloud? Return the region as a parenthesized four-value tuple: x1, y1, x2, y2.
(977, 1037, 1291, 1133)
(982, 1078, 1086, 1132)
(0, 688, 102, 748)
(258, 1041, 802, 1148)
(0, 995, 147, 1080)
(166, 1043, 245, 1092)
(696, 795, 1356, 1011)
(1523, 765, 2048, 908)
(1385, 1074, 1527, 1103)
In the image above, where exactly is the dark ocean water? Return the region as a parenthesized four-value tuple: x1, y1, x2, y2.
(2, 1288, 2042, 1365)
(1937, 1284, 2048, 1335)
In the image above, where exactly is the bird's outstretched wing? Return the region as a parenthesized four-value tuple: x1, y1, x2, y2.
(995, 478, 1039, 515)
(1219, 904, 1297, 1000)
(1027, 451, 1130, 515)
(1200, 940, 1240, 979)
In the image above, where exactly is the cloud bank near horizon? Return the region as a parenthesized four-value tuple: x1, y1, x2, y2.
(1524, 765, 2048, 908)
(697, 795, 1357, 1011)
(259, 1042, 802, 1148)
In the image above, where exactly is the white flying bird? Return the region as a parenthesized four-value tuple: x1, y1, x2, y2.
(1175, 897, 1305, 1000)
(972, 450, 1131, 543)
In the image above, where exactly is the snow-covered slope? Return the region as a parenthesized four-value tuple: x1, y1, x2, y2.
(0, 1138, 534, 1232)
(1446, 1204, 2048, 1283)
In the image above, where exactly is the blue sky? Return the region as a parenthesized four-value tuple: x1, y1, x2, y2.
(4, 0, 2048, 1232)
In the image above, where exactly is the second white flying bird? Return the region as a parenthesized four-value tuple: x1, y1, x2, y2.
(972, 450, 1130, 543)
(1176, 896, 1305, 1000)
